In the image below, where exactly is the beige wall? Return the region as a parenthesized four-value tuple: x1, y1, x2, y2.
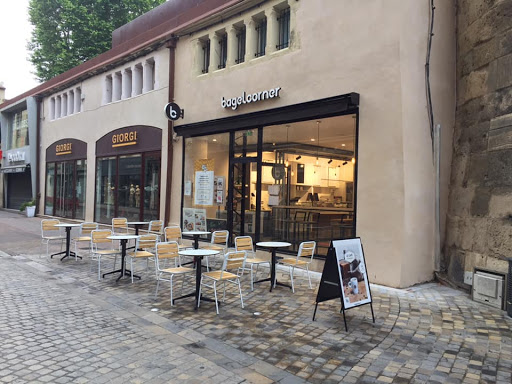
(39, 50, 170, 223)
(171, 0, 456, 287)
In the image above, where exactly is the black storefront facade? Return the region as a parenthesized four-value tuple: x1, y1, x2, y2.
(174, 93, 360, 256)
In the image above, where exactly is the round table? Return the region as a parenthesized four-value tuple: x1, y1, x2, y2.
(173, 249, 219, 309)
(52, 223, 82, 261)
(105, 235, 140, 281)
(127, 221, 149, 236)
(183, 231, 211, 249)
(256, 241, 292, 292)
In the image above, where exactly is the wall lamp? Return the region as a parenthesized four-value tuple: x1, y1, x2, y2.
(342, 161, 348, 165)
(295, 155, 302, 160)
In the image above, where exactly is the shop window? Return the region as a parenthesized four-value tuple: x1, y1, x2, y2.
(276, 7, 290, 50)
(201, 39, 211, 74)
(122, 68, 132, 99)
(255, 18, 267, 57)
(235, 26, 246, 64)
(133, 64, 143, 95)
(143, 58, 155, 92)
(45, 163, 55, 215)
(50, 98, 55, 120)
(56, 96, 61, 118)
(75, 87, 82, 113)
(10, 110, 29, 149)
(62, 93, 68, 117)
(218, 33, 227, 69)
(105, 75, 113, 103)
(68, 90, 75, 115)
(113, 72, 122, 101)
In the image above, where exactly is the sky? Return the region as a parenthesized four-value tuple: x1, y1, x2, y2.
(0, 0, 40, 99)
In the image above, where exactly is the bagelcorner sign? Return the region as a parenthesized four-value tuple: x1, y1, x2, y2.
(221, 86, 281, 111)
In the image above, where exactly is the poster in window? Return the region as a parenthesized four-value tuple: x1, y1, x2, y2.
(195, 209, 207, 232)
(184, 180, 192, 196)
(183, 208, 195, 232)
(333, 238, 371, 309)
(194, 170, 214, 205)
(214, 176, 225, 205)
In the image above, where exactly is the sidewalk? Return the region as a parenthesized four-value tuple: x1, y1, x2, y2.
(0, 210, 511, 383)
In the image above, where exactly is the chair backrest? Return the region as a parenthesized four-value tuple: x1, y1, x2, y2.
(211, 230, 229, 246)
(148, 220, 164, 234)
(91, 229, 114, 250)
(41, 219, 60, 236)
(295, 211, 308, 221)
(298, 241, 316, 262)
(155, 241, 180, 270)
(80, 222, 98, 236)
(136, 234, 158, 250)
(234, 236, 254, 254)
(307, 212, 320, 223)
(219, 251, 247, 279)
(164, 226, 182, 243)
(112, 218, 128, 234)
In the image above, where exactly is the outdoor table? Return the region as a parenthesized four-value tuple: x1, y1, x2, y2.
(103, 235, 140, 282)
(51, 223, 81, 261)
(255, 241, 292, 292)
(183, 230, 211, 249)
(127, 221, 148, 236)
(173, 249, 219, 309)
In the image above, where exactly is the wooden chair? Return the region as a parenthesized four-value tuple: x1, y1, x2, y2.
(147, 220, 164, 239)
(200, 230, 229, 270)
(198, 251, 247, 314)
(275, 241, 316, 292)
(127, 234, 158, 283)
(234, 236, 271, 291)
(40, 219, 65, 258)
(111, 217, 128, 234)
(154, 241, 194, 305)
(90, 230, 121, 280)
(71, 222, 98, 259)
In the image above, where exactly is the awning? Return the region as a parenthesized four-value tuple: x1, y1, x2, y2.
(0, 165, 27, 173)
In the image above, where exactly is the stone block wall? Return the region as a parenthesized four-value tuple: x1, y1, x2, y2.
(445, 0, 512, 286)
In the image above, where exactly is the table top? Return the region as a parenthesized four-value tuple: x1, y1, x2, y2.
(256, 241, 292, 248)
(184, 231, 211, 236)
(107, 235, 139, 240)
(127, 221, 149, 225)
(179, 249, 219, 257)
(55, 223, 81, 228)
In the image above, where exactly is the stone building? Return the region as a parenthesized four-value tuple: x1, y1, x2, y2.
(444, 0, 512, 286)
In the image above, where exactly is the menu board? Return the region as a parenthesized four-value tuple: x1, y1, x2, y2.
(194, 170, 214, 206)
(182, 208, 207, 232)
(332, 238, 371, 309)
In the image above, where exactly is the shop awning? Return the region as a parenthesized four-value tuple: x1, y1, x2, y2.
(0, 165, 27, 173)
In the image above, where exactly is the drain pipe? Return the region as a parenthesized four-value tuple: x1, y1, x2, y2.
(164, 37, 178, 226)
(434, 124, 441, 272)
(35, 95, 41, 215)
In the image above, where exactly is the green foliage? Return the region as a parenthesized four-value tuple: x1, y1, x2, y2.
(20, 199, 36, 212)
(28, 0, 166, 81)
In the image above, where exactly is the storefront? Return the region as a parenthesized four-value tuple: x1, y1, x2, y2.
(45, 139, 87, 219)
(2, 149, 32, 210)
(175, 94, 359, 256)
(95, 126, 162, 224)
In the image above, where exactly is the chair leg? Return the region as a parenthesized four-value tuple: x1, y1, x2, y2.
(170, 275, 174, 306)
(130, 257, 134, 283)
(222, 282, 227, 302)
(98, 257, 101, 281)
(205, 257, 209, 272)
(213, 281, 219, 315)
(155, 275, 161, 298)
(307, 265, 312, 289)
(250, 266, 254, 291)
(290, 266, 295, 293)
(198, 276, 203, 308)
(238, 279, 244, 309)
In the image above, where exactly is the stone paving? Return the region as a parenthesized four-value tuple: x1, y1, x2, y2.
(0, 210, 511, 383)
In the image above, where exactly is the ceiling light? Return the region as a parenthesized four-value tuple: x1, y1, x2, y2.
(310, 138, 315, 142)
(352, 158, 356, 164)
(212, 138, 217, 142)
(316, 158, 319, 165)
(342, 143, 346, 147)
(296, 155, 301, 160)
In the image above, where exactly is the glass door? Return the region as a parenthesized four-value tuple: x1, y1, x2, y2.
(55, 161, 75, 218)
(117, 154, 142, 221)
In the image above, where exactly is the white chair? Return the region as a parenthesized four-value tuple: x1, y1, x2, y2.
(234, 236, 271, 291)
(164, 225, 193, 264)
(112, 217, 129, 234)
(200, 230, 229, 271)
(275, 241, 316, 292)
(126, 234, 158, 283)
(198, 251, 247, 314)
(154, 241, 194, 305)
(90, 229, 121, 280)
(40, 219, 65, 258)
(147, 220, 164, 240)
(71, 222, 98, 259)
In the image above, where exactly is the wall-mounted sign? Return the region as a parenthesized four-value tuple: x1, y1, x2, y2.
(7, 151, 26, 163)
(164, 102, 184, 121)
(112, 130, 137, 148)
(56, 143, 72, 156)
(47, 139, 87, 162)
(221, 87, 281, 111)
(96, 126, 162, 157)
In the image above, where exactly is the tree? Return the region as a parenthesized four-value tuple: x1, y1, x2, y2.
(27, 0, 166, 82)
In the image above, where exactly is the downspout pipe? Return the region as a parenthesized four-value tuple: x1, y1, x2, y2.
(35, 96, 41, 215)
(164, 37, 178, 226)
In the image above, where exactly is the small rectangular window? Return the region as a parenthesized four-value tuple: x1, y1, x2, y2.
(133, 64, 143, 96)
(235, 27, 246, 64)
(113, 72, 122, 101)
(202, 39, 210, 73)
(105, 75, 113, 103)
(277, 7, 290, 50)
(50, 97, 55, 120)
(218, 33, 227, 69)
(255, 18, 267, 57)
(75, 87, 82, 113)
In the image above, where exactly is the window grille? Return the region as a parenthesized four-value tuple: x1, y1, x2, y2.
(202, 40, 210, 73)
(277, 8, 290, 50)
(218, 34, 227, 69)
(255, 19, 267, 57)
(236, 27, 246, 64)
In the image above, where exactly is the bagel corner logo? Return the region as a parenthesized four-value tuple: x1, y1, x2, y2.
(221, 87, 281, 111)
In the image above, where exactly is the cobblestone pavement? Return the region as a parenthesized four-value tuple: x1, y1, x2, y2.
(0, 211, 511, 383)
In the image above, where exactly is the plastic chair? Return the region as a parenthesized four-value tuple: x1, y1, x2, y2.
(234, 236, 271, 291)
(127, 234, 158, 283)
(90, 230, 121, 280)
(40, 219, 65, 258)
(71, 222, 98, 259)
(275, 241, 316, 292)
(154, 241, 194, 305)
(198, 251, 247, 314)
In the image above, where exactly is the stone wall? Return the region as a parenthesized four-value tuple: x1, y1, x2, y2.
(445, 0, 512, 286)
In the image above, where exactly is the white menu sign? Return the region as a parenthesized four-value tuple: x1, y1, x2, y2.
(194, 171, 214, 205)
